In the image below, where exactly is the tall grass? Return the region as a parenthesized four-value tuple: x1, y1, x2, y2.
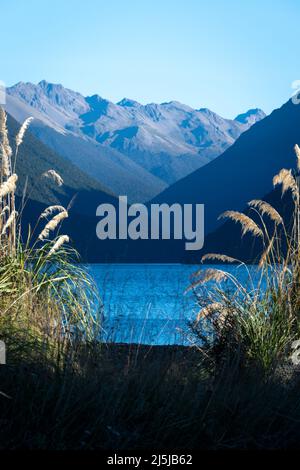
(0, 107, 101, 361)
(190, 145, 300, 372)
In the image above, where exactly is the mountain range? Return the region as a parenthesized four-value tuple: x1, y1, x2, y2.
(7, 80, 297, 263)
(5, 80, 265, 201)
(98, 96, 300, 262)
(152, 99, 298, 231)
(148, 97, 300, 262)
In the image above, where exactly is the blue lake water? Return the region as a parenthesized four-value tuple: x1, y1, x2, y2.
(88, 264, 260, 345)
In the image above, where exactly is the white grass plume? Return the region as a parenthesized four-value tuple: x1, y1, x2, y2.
(248, 199, 283, 225)
(295, 144, 300, 172)
(0, 107, 12, 159)
(48, 235, 69, 256)
(40, 205, 66, 219)
(0, 143, 10, 177)
(1, 210, 17, 236)
(38, 210, 68, 240)
(42, 169, 64, 187)
(0, 174, 18, 198)
(218, 211, 263, 238)
(15, 117, 34, 147)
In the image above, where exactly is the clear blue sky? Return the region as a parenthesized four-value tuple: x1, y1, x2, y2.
(0, 0, 299, 117)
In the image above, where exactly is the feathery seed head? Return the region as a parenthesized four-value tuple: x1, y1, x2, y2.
(196, 302, 224, 322)
(273, 168, 299, 200)
(38, 210, 68, 240)
(295, 144, 300, 172)
(48, 235, 70, 256)
(1, 210, 17, 236)
(0, 143, 10, 177)
(248, 199, 283, 225)
(15, 117, 34, 147)
(201, 253, 237, 263)
(0, 174, 18, 198)
(40, 205, 66, 219)
(218, 210, 263, 238)
(42, 169, 64, 187)
(0, 107, 12, 159)
(186, 268, 228, 292)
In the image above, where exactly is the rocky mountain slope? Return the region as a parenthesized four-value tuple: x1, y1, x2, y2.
(6, 81, 265, 196)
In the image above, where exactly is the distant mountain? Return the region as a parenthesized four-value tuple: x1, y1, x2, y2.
(6, 81, 265, 192)
(145, 98, 300, 262)
(234, 108, 266, 125)
(5, 92, 167, 203)
(152, 98, 299, 232)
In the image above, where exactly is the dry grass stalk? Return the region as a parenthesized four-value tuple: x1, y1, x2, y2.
(42, 169, 64, 187)
(0, 107, 12, 159)
(187, 268, 228, 292)
(15, 117, 34, 147)
(1, 210, 17, 236)
(0, 108, 70, 257)
(248, 199, 283, 225)
(258, 235, 275, 268)
(218, 211, 263, 238)
(273, 169, 299, 200)
(38, 211, 68, 240)
(40, 205, 66, 219)
(48, 235, 69, 256)
(294, 144, 300, 172)
(0, 143, 10, 177)
(1, 205, 9, 217)
(196, 302, 224, 322)
(189, 142, 300, 365)
(201, 253, 237, 263)
(0, 174, 18, 198)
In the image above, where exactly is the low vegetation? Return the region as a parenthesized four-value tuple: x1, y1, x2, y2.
(190, 145, 300, 373)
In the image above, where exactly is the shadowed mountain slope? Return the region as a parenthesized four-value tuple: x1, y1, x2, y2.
(152, 99, 300, 237)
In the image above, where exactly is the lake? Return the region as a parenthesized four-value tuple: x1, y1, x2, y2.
(87, 263, 261, 345)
